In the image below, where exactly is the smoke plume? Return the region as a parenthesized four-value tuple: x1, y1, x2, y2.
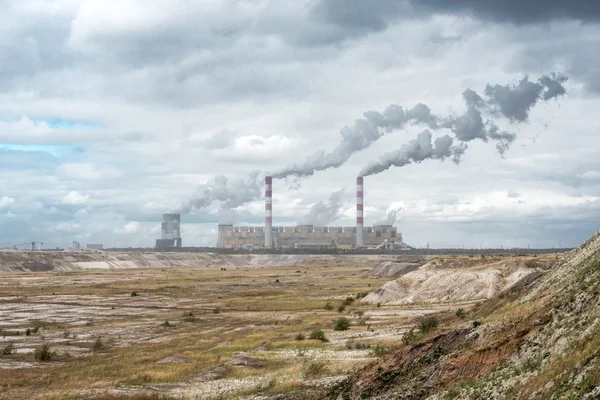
(177, 170, 263, 214)
(177, 73, 567, 213)
(361, 73, 567, 176)
(272, 103, 440, 179)
(373, 208, 402, 226)
(360, 130, 462, 176)
(298, 188, 346, 226)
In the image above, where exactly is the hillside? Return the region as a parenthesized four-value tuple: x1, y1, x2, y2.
(330, 232, 600, 399)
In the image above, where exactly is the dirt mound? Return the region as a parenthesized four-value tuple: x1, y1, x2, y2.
(362, 257, 552, 305)
(331, 234, 600, 399)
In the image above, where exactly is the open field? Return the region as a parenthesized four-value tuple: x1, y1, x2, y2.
(0, 252, 561, 399)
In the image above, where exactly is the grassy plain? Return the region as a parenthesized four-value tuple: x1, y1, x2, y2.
(0, 261, 450, 399)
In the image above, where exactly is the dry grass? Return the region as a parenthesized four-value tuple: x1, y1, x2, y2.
(0, 263, 402, 399)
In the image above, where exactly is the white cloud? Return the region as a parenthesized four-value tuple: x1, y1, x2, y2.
(113, 221, 140, 234)
(56, 222, 80, 232)
(61, 191, 89, 205)
(0, 197, 15, 210)
(55, 163, 122, 181)
(580, 170, 600, 180)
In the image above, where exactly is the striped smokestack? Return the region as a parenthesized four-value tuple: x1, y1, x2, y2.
(265, 176, 273, 249)
(356, 176, 364, 247)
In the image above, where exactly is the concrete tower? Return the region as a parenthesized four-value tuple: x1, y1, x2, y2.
(265, 176, 273, 249)
(356, 176, 364, 247)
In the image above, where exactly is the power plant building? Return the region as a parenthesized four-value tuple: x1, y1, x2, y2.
(217, 175, 406, 249)
(155, 213, 182, 249)
(217, 224, 402, 249)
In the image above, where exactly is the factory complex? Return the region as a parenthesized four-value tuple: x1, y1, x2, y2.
(156, 176, 408, 250)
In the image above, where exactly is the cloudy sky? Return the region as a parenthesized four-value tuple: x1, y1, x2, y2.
(1, 0, 599, 249)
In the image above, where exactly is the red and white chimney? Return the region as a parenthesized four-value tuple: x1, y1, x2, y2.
(265, 176, 273, 249)
(356, 176, 364, 247)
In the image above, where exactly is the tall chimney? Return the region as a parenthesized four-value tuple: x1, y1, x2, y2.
(265, 176, 273, 249)
(356, 176, 364, 247)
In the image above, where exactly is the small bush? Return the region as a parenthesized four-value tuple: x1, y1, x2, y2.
(333, 317, 351, 331)
(377, 302, 382, 308)
(212, 307, 221, 314)
(456, 309, 466, 319)
(337, 305, 346, 313)
(131, 292, 138, 297)
(402, 327, 417, 345)
(419, 316, 439, 334)
(162, 321, 172, 327)
(343, 297, 355, 305)
(371, 344, 394, 357)
(302, 359, 328, 379)
(2, 342, 14, 356)
(183, 316, 197, 322)
(32, 326, 39, 334)
(93, 337, 103, 351)
(324, 302, 334, 311)
(295, 333, 306, 341)
(356, 292, 369, 299)
(34, 344, 53, 361)
(26, 328, 31, 336)
(275, 279, 280, 283)
(308, 329, 327, 342)
(472, 320, 481, 328)
(183, 311, 193, 317)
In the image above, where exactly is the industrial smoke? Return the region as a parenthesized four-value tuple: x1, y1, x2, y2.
(177, 73, 567, 215)
(360, 73, 568, 177)
(299, 188, 346, 226)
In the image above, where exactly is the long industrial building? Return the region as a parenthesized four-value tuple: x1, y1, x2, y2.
(217, 176, 407, 249)
(217, 223, 402, 249)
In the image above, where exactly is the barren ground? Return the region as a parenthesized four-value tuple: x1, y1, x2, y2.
(0, 252, 556, 399)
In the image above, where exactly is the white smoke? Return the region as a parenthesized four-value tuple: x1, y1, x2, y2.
(361, 73, 568, 176)
(298, 188, 346, 226)
(177, 170, 263, 215)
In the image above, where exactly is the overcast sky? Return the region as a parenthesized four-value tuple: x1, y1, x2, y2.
(1, 0, 599, 249)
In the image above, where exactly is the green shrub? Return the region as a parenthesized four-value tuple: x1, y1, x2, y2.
(212, 307, 221, 314)
(377, 302, 382, 308)
(308, 329, 327, 342)
(34, 344, 53, 361)
(343, 297, 355, 306)
(26, 328, 31, 336)
(131, 292, 138, 297)
(295, 333, 305, 341)
(333, 317, 351, 331)
(337, 305, 346, 313)
(472, 320, 481, 328)
(161, 321, 172, 327)
(302, 359, 328, 378)
(2, 342, 14, 356)
(456, 309, 466, 318)
(324, 302, 334, 311)
(402, 327, 417, 345)
(419, 316, 439, 334)
(371, 344, 394, 357)
(356, 292, 369, 299)
(93, 337, 103, 351)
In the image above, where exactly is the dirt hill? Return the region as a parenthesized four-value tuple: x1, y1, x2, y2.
(329, 232, 600, 399)
(361, 256, 557, 305)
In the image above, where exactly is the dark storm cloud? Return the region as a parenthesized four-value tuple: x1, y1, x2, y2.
(311, 0, 600, 34)
(411, 0, 600, 24)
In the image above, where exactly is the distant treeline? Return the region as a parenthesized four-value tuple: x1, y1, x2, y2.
(104, 246, 574, 256)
